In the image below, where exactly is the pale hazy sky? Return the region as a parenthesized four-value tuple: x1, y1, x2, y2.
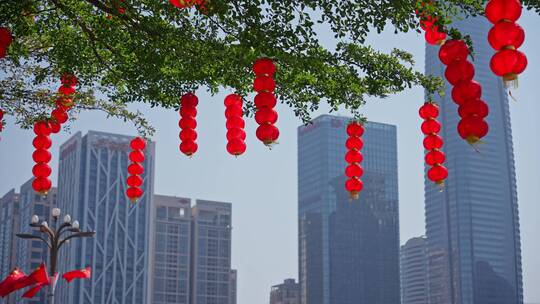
(1, 11, 539, 304)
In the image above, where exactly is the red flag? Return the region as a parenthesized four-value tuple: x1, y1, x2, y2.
(0, 268, 26, 297)
(22, 283, 47, 299)
(11, 263, 49, 292)
(62, 267, 91, 283)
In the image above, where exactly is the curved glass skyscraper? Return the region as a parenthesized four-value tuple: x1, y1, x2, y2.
(424, 16, 523, 304)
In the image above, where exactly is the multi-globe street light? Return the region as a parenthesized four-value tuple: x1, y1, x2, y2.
(16, 207, 95, 303)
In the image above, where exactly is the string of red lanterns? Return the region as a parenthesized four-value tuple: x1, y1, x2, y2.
(126, 137, 145, 202)
(0, 27, 12, 59)
(486, 0, 527, 86)
(439, 40, 490, 145)
(224, 94, 247, 156)
(344, 121, 365, 200)
(253, 58, 280, 147)
(179, 93, 199, 157)
(51, 74, 77, 133)
(32, 122, 53, 195)
(419, 102, 448, 185)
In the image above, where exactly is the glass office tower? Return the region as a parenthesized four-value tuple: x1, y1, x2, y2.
(424, 16, 523, 304)
(400, 236, 429, 304)
(55, 131, 155, 304)
(298, 114, 400, 304)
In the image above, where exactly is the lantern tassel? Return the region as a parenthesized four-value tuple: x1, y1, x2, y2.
(508, 89, 518, 102)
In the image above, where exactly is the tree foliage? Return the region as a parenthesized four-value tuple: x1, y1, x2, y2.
(0, 0, 539, 135)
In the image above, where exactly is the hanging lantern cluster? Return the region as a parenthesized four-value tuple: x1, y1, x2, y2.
(253, 58, 280, 147)
(419, 102, 448, 185)
(32, 122, 53, 195)
(0, 27, 12, 58)
(179, 93, 198, 157)
(51, 74, 77, 133)
(224, 94, 247, 156)
(344, 121, 365, 200)
(439, 40, 490, 145)
(126, 137, 145, 202)
(486, 0, 527, 85)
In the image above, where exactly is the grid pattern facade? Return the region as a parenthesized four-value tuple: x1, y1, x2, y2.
(56, 131, 155, 304)
(298, 115, 400, 304)
(270, 279, 300, 304)
(400, 237, 429, 304)
(191, 200, 232, 304)
(424, 16, 523, 304)
(0, 189, 18, 279)
(151, 195, 192, 304)
(16, 181, 56, 304)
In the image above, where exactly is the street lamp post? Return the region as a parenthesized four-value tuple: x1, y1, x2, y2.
(16, 208, 95, 304)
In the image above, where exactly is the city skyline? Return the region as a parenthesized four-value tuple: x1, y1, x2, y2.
(1, 12, 539, 304)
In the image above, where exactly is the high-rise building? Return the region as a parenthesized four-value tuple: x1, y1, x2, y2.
(55, 131, 155, 304)
(150, 195, 192, 304)
(229, 269, 237, 304)
(0, 189, 20, 304)
(298, 115, 400, 304)
(269, 278, 300, 304)
(150, 196, 236, 304)
(191, 200, 232, 304)
(400, 237, 429, 304)
(0, 189, 19, 279)
(16, 180, 57, 304)
(424, 16, 523, 304)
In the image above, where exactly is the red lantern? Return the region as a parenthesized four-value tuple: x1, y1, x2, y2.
(421, 119, 441, 135)
(224, 94, 242, 107)
(225, 106, 243, 119)
(420, 15, 438, 31)
(129, 150, 145, 163)
(427, 165, 448, 184)
(345, 178, 364, 196)
(451, 80, 482, 105)
(345, 137, 364, 150)
(490, 49, 527, 81)
(32, 177, 52, 194)
(419, 102, 439, 119)
(227, 138, 247, 156)
(0, 27, 12, 58)
(438, 40, 469, 65)
(227, 128, 246, 141)
(458, 99, 489, 118)
(256, 124, 279, 145)
(425, 149, 446, 166)
(179, 93, 198, 156)
(226, 117, 245, 130)
(457, 116, 489, 144)
(255, 108, 278, 125)
(128, 163, 144, 175)
(253, 76, 276, 93)
(180, 141, 198, 156)
(253, 58, 276, 77)
(127, 175, 143, 187)
(423, 134, 443, 150)
(425, 28, 446, 45)
(60, 73, 78, 87)
(32, 136, 52, 149)
(32, 149, 52, 163)
(345, 150, 363, 163)
(445, 60, 475, 85)
(34, 121, 52, 136)
(130, 137, 146, 150)
(346, 122, 365, 137)
(51, 108, 68, 124)
(32, 163, 52, 178)
(50, 122, 61, 134)
(345, 164, 364, 178)
(488, 21, 525, 50)
(58, 86, 76, 96)
(485, 0, 522, 24)
(126, 187, 143, 201)
(254, 92, 277, 108)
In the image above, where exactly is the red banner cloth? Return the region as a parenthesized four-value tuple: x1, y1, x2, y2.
(62, 267, 91, 283)
(0, 268, 26, 297)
